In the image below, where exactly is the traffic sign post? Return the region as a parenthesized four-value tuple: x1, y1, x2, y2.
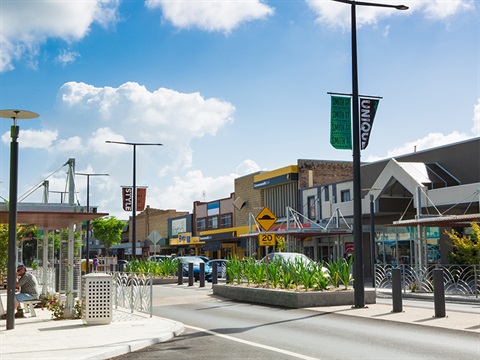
(258, 233, 276, 246)
(256, 207, 277, 232)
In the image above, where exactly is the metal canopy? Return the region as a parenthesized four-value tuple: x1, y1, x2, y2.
(387, 213, 480, 227)
(0, 210, 108, 229)
(0, 203, 108, 229)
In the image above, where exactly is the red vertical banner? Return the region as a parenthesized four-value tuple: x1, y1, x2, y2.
(136, 187, 147, 212)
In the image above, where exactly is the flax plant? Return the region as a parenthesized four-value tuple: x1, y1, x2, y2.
(266, 260, 282, 288)
(338, 256, 354, 289)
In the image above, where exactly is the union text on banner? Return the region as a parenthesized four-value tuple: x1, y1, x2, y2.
(360, 98, 379, 150)
(330, 96, 352, 150)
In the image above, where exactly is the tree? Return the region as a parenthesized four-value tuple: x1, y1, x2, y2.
(91, 217, 125, 253)
(446, 222, 480, 265)
(0, 224, 36, 277)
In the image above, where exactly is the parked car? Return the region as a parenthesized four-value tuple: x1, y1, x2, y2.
(261, 252, 329, 276)
(117, 259, 129, 271)
(177, 256, 212, 282)
(196, 255, 210, 263)
(206, 259, 228, 278)
(148, 255, 170, 262)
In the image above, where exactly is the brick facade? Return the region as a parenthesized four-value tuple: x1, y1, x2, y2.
(297, 159, 353, 188)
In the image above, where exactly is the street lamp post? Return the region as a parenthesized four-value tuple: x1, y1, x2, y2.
(105, 141, 163, 259)
(331, 0, 408, 308)
(75, 173, 109, 273)
(0, 109, 39, 330)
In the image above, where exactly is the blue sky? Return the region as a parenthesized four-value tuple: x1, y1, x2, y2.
(0, 0, 479, 219)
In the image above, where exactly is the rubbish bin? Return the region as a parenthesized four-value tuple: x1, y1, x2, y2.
(81, 273, 113, 325)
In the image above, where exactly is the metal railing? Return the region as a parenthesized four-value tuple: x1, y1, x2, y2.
(108, 271, 153, 317)
(375, 264, 479, 297)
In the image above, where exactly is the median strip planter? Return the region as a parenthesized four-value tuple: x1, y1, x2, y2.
(213, 284, 376, 308)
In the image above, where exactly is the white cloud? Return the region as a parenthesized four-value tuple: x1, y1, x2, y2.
(472, 98, 480, 136)
(145, 0, 274, 33)
(50, 136, 84, 154)
(54, 49, 80, 66)
(367, 97, 480, 162)
(306, 0, 475, 29)
(366, 131, 470, 162)
(1, 128, 58, 149)
(0, 0, 120, 72)
(21, 81, 237, 216)
(416, 0, 475, 20)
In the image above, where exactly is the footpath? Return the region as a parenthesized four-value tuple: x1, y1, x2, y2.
(1, 286, 479, 360)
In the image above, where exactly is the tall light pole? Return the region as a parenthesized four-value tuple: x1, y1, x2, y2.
(105, 141, 163, 259)
(0, 109, 39, 330)
(332, 0, 408, 308)
(75, 173, 109, 273)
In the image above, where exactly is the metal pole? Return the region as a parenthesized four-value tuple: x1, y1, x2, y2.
(351, 2, 365, 308)
(76, 173, 108, 274)
(132, 144, 137, 260)
(86, 176, 90, 273)
(370, 194, 375, 287)
(6, 124, 19, 329)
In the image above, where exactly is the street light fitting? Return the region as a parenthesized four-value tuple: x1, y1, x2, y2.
(332, 0, 408, 11)
(105, 140, 163, 260)
(106, 140, 164, 147)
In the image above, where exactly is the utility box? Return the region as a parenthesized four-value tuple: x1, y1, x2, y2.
(81, 273, 113, 325)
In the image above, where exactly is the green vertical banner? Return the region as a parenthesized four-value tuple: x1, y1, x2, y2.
(330, 96, 352, 150)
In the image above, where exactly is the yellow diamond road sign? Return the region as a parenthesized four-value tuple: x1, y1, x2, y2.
(256, 206, 277, 232)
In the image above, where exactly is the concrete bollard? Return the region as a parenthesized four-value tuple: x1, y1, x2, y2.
(391, 268, 403, 313)
(177, 262, 183, 285)
(434, 269, 446, 318)
(199, 262, 205, 288)
(188, 263, 194, 286)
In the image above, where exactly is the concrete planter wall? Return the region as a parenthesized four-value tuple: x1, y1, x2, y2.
(213, 284, 376, 308)
(151, 277, 179, 285)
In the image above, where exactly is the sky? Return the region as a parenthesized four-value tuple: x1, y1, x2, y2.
(0, 0, 479, 220)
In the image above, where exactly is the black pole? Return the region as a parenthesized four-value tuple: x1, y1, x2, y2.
(86, 176, 90, 273)
(132, 144, 137, 260)
(351, 2, 365, 308)
(6, 125, 19, 329)
(370, 195, 375, 286)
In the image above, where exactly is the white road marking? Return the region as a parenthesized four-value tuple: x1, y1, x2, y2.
(185, 324, 320, 360)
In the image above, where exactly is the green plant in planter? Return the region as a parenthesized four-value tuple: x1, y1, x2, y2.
(327, 259, 341, 288)
(338, 256, 353, 289)
(246, 258, 266, 285)
(312, 266, 330, 290)
(279, 262, 294, 289)
(226, 255, 243, 284)
(297, 260, 316, 290)
(266, 260, 282, 288)
(43, 292, 82, 319)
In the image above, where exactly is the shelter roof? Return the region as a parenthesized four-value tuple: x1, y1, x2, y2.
(0, 203, 108, 229)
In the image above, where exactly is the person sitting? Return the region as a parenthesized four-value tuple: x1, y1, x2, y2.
(13, 264, 39, 318)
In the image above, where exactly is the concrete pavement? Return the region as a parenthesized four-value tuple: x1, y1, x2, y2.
(0, 304, 184, 360)
(1, 286, 479, 360)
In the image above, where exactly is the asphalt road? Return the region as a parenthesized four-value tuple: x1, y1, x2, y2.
(111, 284, 479, 360)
